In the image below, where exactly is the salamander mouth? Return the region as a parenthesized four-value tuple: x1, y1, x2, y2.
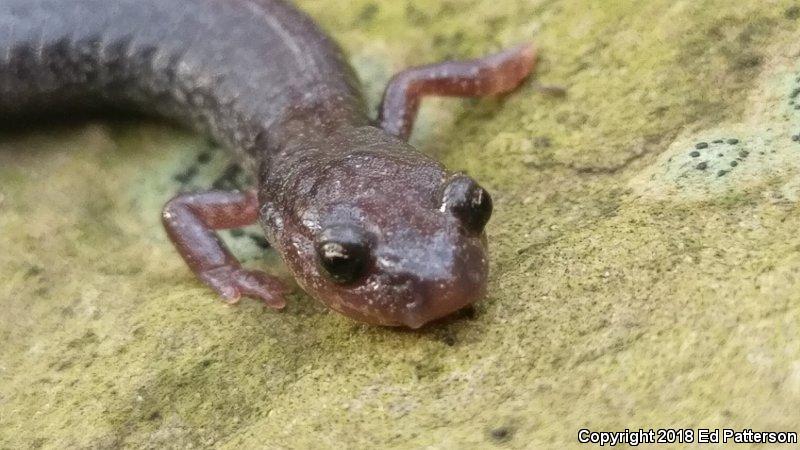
(399, 280, 486, 329)
(313, 265, 488, 329)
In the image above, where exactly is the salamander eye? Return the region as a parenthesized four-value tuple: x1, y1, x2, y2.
(442, 175, 493, 233)
(315, 225, 370, 284)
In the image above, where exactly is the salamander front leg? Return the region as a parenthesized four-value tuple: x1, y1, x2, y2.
(378, 44, 538, 141)
(162, 189, 288, 309)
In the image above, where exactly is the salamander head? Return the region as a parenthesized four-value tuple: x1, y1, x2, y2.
(262, 138, 491, 328)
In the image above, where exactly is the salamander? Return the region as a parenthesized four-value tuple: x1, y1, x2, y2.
(0, 0, 536, 328)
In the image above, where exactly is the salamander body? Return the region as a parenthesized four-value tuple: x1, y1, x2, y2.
(0, 0, 535, 328)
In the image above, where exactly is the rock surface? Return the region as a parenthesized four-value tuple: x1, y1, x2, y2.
(2, 0, 800, 448)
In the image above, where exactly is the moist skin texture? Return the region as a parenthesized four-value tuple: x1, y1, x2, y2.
(0, 0, 534, 328)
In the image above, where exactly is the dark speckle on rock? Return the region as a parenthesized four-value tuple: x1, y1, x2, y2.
(211, 164, 245, 190)
(717, 153, 724, 157)
(739, 150, 749, 158)
(712, 139, 724, 144)
(173, 165, 198, 184)
(533, 136, 552, 148)
(489, 426, 513, 442)
(696, 161, 708, 170)
(717, 170, 729, 177)
(249, 233, 270, 249)
(730, 160, 738, 167)
(440, 333, 457, 346)
(355, 3, 379, 24)
(25, 265, 44, 278)
(792, 135, 800, 142)
(196, 152, 212, 164)
(405, 3, 428, 25)
(690, 151, 700, 157)
(726, 138, 739, 145)
(734, 53, 762, 70)
(695, 142, 709, 149)
(230, 228, 245, 238)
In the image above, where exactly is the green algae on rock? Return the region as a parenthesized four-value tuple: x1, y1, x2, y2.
(630, 40, 800, 202)
(3, 0, 800, 448)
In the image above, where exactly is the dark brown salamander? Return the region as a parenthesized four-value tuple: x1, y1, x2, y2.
(0, 0, 536, 328)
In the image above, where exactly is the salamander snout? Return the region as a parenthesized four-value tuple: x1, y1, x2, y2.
(315, 222, 489, 329)
(389, 174, 491, 328)
(306, 174, 491, 328)
(378, 235, 489, 329)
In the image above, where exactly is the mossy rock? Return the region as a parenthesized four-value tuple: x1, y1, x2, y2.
(2, 1, 800, 448)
